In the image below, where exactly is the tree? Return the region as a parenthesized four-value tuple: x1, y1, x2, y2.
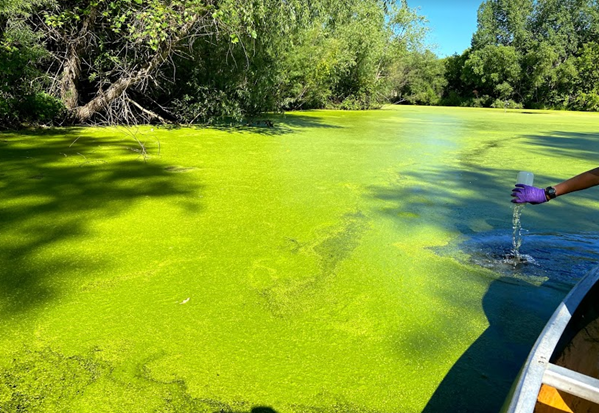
(389, 50, 446, 105)
(1, 0, 439, 126)
(571, 42, 599, 111)
(463, 44, 521, 101)
(38, 0, 221, 123)
(440, 51, 473, 105)
(0, 0, 63, 127)
(450, 0, 599, 110)
(165, 0, 431, 120)
(471, 0, 534, 50)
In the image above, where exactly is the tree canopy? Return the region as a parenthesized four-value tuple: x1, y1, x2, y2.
(0, 0, 435, 127)
(2, 0, 598, 128)
(444, 0, 599, 110)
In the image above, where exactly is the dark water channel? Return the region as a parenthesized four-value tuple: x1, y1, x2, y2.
(460, 231, 599, 287)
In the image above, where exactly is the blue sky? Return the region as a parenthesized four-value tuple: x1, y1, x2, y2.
(407, 0, 483, 57)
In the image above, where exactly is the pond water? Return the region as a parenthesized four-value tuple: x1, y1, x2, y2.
(1, 106, 599, 412)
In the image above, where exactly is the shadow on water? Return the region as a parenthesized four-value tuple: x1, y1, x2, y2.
(0, 112, 342, 316)
(188, 113, 344, 136)
(524, 131, 599, 161)
(0, 128, 202, 317)
(422, 276, 564, 413)
(369, 129, 599, 411)
(225, 407, 278, 413)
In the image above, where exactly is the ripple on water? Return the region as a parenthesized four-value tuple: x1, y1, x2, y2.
(436, 231, 599, 287)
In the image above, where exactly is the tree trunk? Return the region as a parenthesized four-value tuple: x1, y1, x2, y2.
(59, 7, 98, 110)
(61, 45, 80, 109)
(72, 16, 199, 123)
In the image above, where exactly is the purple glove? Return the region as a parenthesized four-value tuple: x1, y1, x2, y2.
(511, 184, 547, 204)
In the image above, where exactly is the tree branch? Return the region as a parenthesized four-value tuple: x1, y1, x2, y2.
(72, 14, 200, 123)
(125, 97, 169, 124)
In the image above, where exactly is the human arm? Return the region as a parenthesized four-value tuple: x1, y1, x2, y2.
(511, 167, 599, 204)
(553, 167, 599, 198)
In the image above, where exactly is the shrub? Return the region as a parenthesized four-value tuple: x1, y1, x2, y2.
(19, 93, 65, 123)
(491, 98, 523, 109)
(570, 92, 599, 112)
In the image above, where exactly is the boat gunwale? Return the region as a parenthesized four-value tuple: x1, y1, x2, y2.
(503, 266, 599, 413)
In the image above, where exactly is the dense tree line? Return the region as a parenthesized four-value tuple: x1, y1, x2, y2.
(443, 0, 599, 110)
(0, 0, 440, 127)
(3, 0, 597, 128)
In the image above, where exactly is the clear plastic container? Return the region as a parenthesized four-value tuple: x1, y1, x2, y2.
(516, 171, 534, 186)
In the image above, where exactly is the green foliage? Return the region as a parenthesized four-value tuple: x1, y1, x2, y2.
(389, 50, 446, 105)
(443, 0, 599, 111)
(570, 92, 599, 111)
(463, 45, 521, 99)
(471, 0, 534, 49)
(3, 0, 599, 124)
(576, 42, 599, 93)
(43, 0, 209, 52)
(159, 0, 432, 123)
(170, 87, 244, 125)
(324, 0, 388, 106)
(0, 0, 441, 125)
(0, 3, 62, 127)
(490, 98, 523, 109)
(278, 27, 344, 109)
(20, 93, 66, 121)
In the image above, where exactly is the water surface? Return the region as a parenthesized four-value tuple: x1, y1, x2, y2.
(1, 107, 599, 412)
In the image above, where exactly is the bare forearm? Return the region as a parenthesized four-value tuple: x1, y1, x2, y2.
(554, 167, 599, 197)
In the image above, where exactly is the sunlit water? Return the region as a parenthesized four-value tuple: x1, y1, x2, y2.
(2, 107, 599, 413)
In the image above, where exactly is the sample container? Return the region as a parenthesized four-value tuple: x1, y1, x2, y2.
(516, 171, 534, 186)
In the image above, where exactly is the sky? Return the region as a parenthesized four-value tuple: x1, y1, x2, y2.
(407, 0, 483, 57)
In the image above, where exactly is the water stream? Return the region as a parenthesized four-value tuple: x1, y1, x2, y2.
(511, 204, 524, 262)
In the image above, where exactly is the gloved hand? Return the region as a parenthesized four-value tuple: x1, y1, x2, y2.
(511, 184, 547, 204)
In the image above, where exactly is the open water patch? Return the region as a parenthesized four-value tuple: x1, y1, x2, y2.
(435, 231, 599, 287)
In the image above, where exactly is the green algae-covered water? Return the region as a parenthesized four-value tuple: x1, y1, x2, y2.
(2, 106, 599, 412)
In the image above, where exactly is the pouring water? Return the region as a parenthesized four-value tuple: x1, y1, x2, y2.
(509, 172, 534, 265)
(511, 204, 524, 262)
